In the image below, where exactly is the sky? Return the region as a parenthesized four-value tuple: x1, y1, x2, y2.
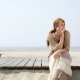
(0, 0, 80, 48)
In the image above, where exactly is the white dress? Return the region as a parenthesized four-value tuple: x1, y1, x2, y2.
(48, 52, 72, 80)
(47, 30, 72, 80)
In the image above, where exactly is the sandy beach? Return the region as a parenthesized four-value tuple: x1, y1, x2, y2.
(0, 49, 80, 59)
(0, 50, 80, 80)
(0, 69, 49, 80)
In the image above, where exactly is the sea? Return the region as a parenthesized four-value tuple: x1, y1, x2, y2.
(0, 47, 80, 50)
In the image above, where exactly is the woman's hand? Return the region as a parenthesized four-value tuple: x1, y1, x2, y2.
(54, 50, 61, 59)
(60, 29, 64, 37)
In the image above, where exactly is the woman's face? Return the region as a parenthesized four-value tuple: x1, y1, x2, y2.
(56, 22, 65, 35)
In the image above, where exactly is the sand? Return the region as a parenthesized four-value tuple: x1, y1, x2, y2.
(0, 69, 49, 80)
(0, 49, 80, 59)
(0, 49, 80, 80)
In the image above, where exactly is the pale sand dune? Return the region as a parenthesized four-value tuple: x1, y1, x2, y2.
(0, 50, 49, 58)
(0, 69, 49, 80)
(0, 50, 80, 59)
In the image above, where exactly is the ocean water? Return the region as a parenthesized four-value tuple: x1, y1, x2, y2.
(0, 47, 50, 50)
(0, 47, 80, 50)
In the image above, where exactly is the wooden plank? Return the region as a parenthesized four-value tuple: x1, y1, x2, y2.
(72, 70, 80, 80)
(0, 58, 12, 66)
(71, 59, 80, 69)
(0, 58, 80, 69)
(75, 70, 80, 79)
(0, 54, 2, 57)
(0, 58, 8, 62)
(24, 58, 36, 68)
(16, 58, 30, 68)
(0, 58, 18, 68)
(33, 58, 41, 68)
(71, 59, 77, 69)
(8, 58, 24, 68)
(42, 58, 49, 68)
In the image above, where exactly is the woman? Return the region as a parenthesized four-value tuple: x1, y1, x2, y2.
(46, 18, 72, 80)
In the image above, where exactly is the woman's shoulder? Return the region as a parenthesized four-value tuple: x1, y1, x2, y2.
(64, 30, 70, 35)
(47, 33, 55, 39)
(47, 33, 57, 43)
(64, 30, 70, 39)
(64, 30, 70, 33)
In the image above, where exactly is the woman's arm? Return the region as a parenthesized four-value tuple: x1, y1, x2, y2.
(54, 33, 64, 59)
(58, 33, 64, 49)
(47, 32, 64, 57)
(59, 48, 69, 53)
(54, 30, 70, 59)
(59, 30, 70, 53)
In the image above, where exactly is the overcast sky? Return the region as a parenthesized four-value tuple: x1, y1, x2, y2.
(0, 0, 80, 48)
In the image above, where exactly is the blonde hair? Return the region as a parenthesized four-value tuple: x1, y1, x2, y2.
(47, 18, 65, 47)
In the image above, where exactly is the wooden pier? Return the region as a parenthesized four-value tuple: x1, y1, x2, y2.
(0, 57, 80, 80)
(0, 57, 80, 69)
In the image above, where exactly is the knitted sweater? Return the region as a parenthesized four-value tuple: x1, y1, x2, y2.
(47, 30, 70, 57)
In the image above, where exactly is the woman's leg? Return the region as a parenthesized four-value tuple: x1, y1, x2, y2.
(48, 52, 72, 80)
(48, 54, 56, 80)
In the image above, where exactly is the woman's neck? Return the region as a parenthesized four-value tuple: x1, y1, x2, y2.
(55, 32, 60, 38)
(53, 32, 60, 42)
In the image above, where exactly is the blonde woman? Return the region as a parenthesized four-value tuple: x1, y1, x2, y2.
(47, 18, 72, 80)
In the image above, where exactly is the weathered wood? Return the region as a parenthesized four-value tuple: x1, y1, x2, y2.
(33, 58, 41, 68)
(0, 58, 8, 62)
(72, 70, 80, 80)
(75, 70, 80, 79)
(8, 58, 24, 68)
(71, 59, 80, 69)
(0, 58, 18, 68)
(42, 58, 49, 69)
(0, 58, 12, 66)
(24, 58, 36, 68)
(0, 58, 80, 69)
(0, 54, 2, 57)
(16, 58, 30, 68)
